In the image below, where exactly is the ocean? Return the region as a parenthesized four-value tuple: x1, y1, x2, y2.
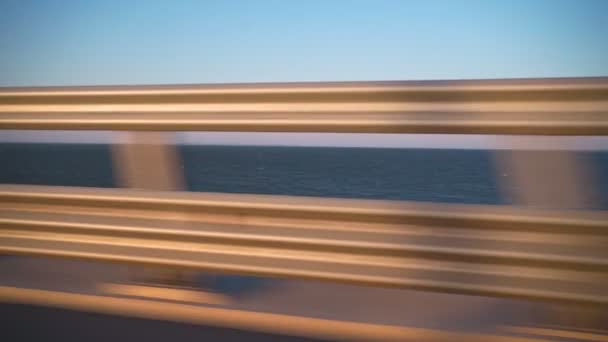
(1, 143, 607, 208)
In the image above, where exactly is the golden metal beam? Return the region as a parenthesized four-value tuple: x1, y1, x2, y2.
(1, 78, 607, 134)
(1, 185, 606, 305)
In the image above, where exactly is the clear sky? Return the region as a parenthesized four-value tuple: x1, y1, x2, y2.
(1, 0, 607, 87)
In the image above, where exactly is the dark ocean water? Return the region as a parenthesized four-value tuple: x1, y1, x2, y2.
(180, 145, 503, 204)
(1, 143, 607, 207)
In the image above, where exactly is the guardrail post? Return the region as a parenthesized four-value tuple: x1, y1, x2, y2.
(111, 132, 183, 191)
(495, 148, 596, 209)
(111, 131, 185, 283)
(494, 141, 601, 328)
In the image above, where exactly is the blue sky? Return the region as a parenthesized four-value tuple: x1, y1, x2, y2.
(1, 0, 607, 86)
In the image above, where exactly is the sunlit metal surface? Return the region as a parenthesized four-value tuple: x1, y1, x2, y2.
(1, 78, 607, 134)
(1, 184, 606, 306)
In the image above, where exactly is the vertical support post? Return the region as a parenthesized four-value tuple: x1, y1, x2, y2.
(111, 131, 185, 285)
(112, 132, 183, 191)
(493, 137, 599, 328)
(495, 149, 595, 209)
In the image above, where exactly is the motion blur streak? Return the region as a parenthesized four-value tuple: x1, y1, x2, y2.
(1, 77, 607, 340)
(0, 286, 548, 342)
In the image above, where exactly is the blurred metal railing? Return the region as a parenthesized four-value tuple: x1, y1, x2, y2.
(1, 77, 608, 134)
(1, 185, 607, 305)
(1, 77, 608, 307)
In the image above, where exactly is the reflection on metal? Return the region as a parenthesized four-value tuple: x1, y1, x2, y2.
(1, 185, 606, 305)
(99, 283, 230, 305)
(1, 78, 608, 134)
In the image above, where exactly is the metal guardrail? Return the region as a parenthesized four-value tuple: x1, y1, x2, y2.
(1, 77, 608, 134)
(1, 78, 608, 309)
(1, 185, 606, 305)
